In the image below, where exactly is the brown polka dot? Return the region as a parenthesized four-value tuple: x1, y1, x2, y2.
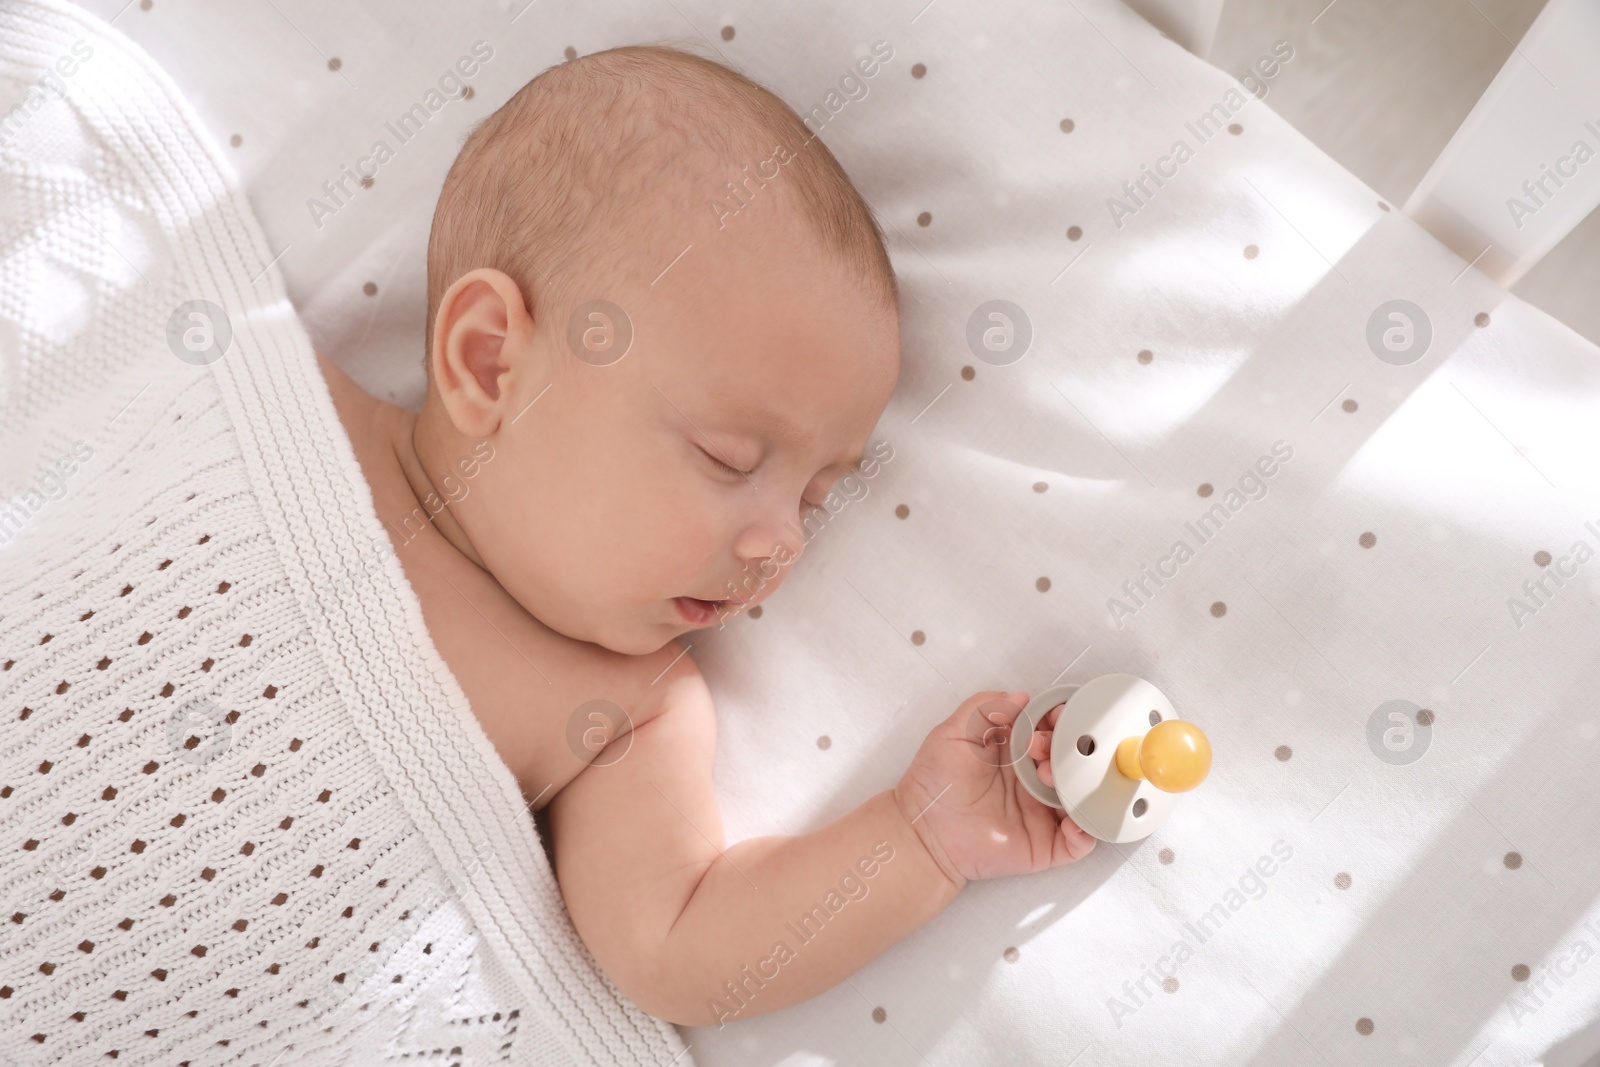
(817, 735, 830, 750)
(563, 46, 577, 61)
(916, 211, 932, 227)
(1067, 225, 1082, 241)
(1161, 976, 1178, 993)
(1334, 872, 1352, 890)
(1512, 964, 1530, 981)
(1504, 851, 1522, 869)
(1475, 312, 1490, 328)
(1342, 398, 1359, 412)
(362, 282, 377, 296)
(1378, 201, 1391, 212)
(1416, 708, 1434, 726)
(960, 366, 975, 381)
(910, 63, 926, 79)
(872, 1006, 887, 1023)
(1359, 532, 1376, 549)
(910, 630, 926, 646)
(895, 504, 909, 519)
(1036, 577, 1051, 593)
(1355, 1018, 1373, 1036)
(748, 605, 763, 619)
(720, 25, 735, 40)
(327, 57, 342, 72)
(1137, 349, 1153, 364)
(1158, 848, 1174, 864)
(1210, 601, 1227, 618)
(462, 86, 475, 100)
(1243, 244, 1259, 260)
(1274, 744, 1292, 761)
(1033, 482, 1048, 493)
(359, 176, 374, 189)
(139, 0, 151, 8)
(1534, 550, 1552, 567)
(1197, 483, 1213, 497)
(1059, 118, 1075, 133)
(1227, 123, 1242, 135)
(229, 134, 242, 148)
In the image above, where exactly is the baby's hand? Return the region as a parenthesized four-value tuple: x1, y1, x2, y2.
(892, 691, 1095, 890)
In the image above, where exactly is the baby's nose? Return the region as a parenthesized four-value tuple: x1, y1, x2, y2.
(732, 518, 805, 573)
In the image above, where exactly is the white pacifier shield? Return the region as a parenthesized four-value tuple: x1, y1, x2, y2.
(1009, 674, 1183, 844)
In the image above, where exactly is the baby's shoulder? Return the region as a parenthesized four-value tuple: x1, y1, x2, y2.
(447, 600, 703, 808)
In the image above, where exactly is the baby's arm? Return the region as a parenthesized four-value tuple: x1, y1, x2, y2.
(544, 655, 962, 1026)
(545, 655, 1096, 1026)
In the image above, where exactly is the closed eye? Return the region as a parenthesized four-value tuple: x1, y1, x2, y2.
(698, 446, 751, 478)
(696, 441, 832, 507)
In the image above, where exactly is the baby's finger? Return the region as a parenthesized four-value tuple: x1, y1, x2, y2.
(1038, 756, 1055, 789)
(1054, 811, 1096, 862)
(946, 691, 1020, 744)
(1025, 727, 1052, 761)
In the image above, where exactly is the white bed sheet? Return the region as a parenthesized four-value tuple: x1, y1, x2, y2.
(73, 0, 1600, 1064)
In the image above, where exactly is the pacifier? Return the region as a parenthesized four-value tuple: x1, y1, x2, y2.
(1007, 674, 1211, 843)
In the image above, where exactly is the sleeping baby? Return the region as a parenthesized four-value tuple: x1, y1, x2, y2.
(316, 42, 1096, 1027)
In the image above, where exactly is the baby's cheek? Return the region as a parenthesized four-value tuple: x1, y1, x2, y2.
(440, 474, 469, 503)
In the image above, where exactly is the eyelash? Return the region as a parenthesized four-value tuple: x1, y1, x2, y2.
(700, 447, 751, 478)
(698, 445, 825, 506)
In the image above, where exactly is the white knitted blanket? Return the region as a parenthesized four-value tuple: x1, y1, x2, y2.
(0, 2, 691, 1065)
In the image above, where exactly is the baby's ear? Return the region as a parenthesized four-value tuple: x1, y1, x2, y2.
(429, 268, 530, 437)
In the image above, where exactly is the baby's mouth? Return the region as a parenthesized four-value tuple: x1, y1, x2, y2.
(673, 596, 728, 625)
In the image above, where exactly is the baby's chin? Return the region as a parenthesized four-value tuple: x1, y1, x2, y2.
(548, 596, 713, 657)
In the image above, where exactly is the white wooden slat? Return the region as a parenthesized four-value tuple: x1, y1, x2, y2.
(1404, 0, 1600, 287)
(1122, 0, 1227, 58)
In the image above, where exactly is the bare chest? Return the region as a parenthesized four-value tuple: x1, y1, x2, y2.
(382, 507, 679, 817)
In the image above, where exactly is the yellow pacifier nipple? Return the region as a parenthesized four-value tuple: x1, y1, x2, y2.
(1113, 720, 1212, 793)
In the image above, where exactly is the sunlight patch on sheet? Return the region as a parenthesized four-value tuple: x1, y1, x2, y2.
(1237, 166, 1373, 273)
(952, 444, 1127, 496)
(1053, 349, 1254, 445)
(1336, 359, 1600, 538)
(769, 1051, 835, 1067)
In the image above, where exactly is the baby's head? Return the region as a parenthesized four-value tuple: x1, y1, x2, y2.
(416, 44, 901, 655)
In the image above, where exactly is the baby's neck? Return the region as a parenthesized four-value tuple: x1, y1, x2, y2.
(315, 352, 487, 571)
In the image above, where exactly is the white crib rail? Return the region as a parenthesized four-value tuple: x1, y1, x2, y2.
(1122, 0, 1227, 58)
(1126, 0, 1598, 290)
(1402, 0, 1600, 288)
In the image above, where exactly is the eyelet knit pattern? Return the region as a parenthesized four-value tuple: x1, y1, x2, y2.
(0, 2, 690, 1065)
